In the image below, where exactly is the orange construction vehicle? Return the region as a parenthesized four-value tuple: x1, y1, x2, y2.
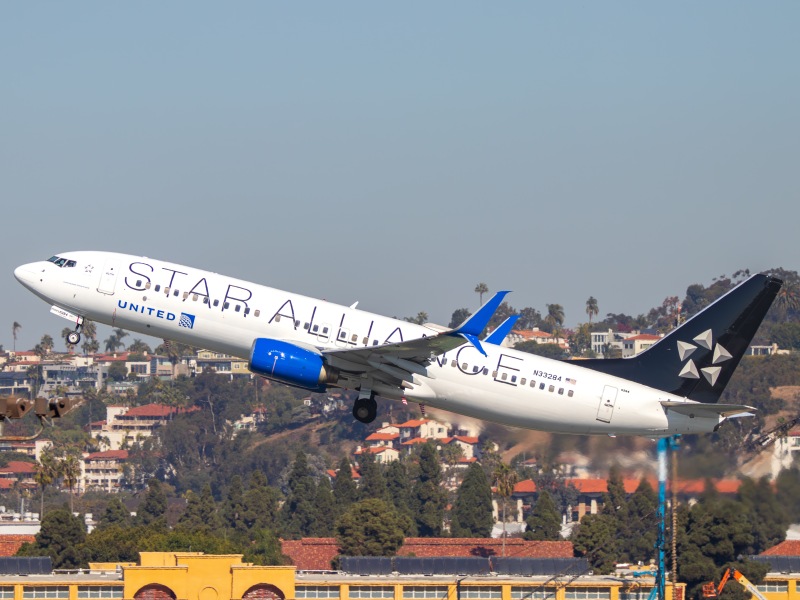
(702, 568, 768, 600)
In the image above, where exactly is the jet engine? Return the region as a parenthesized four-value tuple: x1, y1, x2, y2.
(249, 338, 339, 392)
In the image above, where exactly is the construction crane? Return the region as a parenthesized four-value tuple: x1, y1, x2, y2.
(0, 396, 83, 441)
(702, 568, 768, 600)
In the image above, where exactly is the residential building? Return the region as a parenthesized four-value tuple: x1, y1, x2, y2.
(81, 449, 129, 493)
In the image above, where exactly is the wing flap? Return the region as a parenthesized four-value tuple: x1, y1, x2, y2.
(661, 401, 757, 418)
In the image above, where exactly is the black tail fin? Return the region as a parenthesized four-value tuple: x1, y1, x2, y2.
(578, 274, 782, 402)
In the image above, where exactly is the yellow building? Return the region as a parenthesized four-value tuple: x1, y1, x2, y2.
(0, 553, 700, 600)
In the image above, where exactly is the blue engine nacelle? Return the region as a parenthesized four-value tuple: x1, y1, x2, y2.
(249, 338, 339, 392)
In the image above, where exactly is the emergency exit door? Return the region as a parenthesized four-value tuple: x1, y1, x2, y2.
(596, 385, 618, 423)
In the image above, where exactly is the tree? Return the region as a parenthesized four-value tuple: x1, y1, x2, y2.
(621, 478, 657, 564)
(177, 484, 221, 534)
(12, 321, 21, 353)
(585, 297, 599, 323)
(80, 319, 99, 355)
(493, 462, 519, 555)
(242, 471, 280, 533)
(525, 490, 561, 540)
(135, 479, 167, 525)
(737, 476, 788, 554)
(336, 498, 406, 557)
(313, 477, 335, 537)
(243, 528, 290, 566)
(59, 453, 81, 512)
(404, 312, 429, 325)
(97, 497, 130, 530)
(359, 452, 388, 501)
(280, 451, 319, 538)
(517, 307, 542, 330)
(515, 342, 566, 359)
(17, 508, 86, 568)
(34, 450, 58, 518)
(572, 512, 618, 574)
(332, 457, 359, 518)
(412, 442, 447, 537)
(544, 304, 565, 337)
(449, 308, 472, 328)
(128, 339, 153, 354)
(385, 459, 416, 534)
(475, 283, 489, 306)
(107, 361, 128, 382)
(223, 475, 247, 535)
(451, 462, 493, 537)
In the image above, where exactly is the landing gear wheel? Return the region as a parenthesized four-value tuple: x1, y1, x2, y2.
(353, 397, 378, 424)
(66, 331, 81, 345)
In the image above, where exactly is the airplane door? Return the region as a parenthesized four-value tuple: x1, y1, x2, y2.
(97, 261, 120, 295)
(596, 385, 618, 423)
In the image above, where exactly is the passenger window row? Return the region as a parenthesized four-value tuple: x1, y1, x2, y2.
(139, 281, 260, 317)
(447, 360, 574, 396)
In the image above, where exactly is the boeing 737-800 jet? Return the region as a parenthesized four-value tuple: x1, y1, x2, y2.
(14, 252, 782, 436)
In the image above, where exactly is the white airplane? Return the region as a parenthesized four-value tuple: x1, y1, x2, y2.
(14, 252, 782, 436)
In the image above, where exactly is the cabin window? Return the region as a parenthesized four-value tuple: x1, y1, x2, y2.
(568, 390, 574, 397)
(154, 285, 160, 292)
(164, 287, 170, 295)
(492, 371, 498, 377)
(540, 383, 546, 390)
(530, 380, 536, 387)
(304, 323, 310, 329)
(363, 337, 369, 344)
(322, 327, 329, 334)
(501, 373, 508, 381)
(451, 360, 457, 368)
(511, 375, 517, 383)
(372, 340, 379, 346)
(274, 315, 281, 322)
(339, 331, 346, 339)
(213, 300, 219, 307)
(136, 280, 142, 287)
(244, 307, 251, 315)
(549, 385, 555, 392)
(203, 297, 209, 304)
(520, 378, 526, 385)
(235, 305, 241, 312)
(182, 292, 188, 299)
(254, 310, 260, 317)
(462, 363, 468, 370)
(473, 366, 480, 373)
(483, 368, 489, 375)
(558, 388, 564, 395)
(351, 334, 358, 342)
(313, 325, 319, 332)
(145, 282, 151, 289)
(295, 320, 301, 327)
(173, 289, 180, 297)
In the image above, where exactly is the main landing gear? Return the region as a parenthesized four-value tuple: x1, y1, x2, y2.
(353, 390, 377, 424)
(66, 319, 84, 346)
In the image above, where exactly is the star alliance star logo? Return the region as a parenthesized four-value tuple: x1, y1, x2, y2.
(676, 328, 732, 386)
(84, 265, 94, 273)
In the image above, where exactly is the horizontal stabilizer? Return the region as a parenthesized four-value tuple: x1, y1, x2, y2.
(661, 401, 756, 418)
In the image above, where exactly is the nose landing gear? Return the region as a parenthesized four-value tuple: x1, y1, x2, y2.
(66, 318, 84, 346)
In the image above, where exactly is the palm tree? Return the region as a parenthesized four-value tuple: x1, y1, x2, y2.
(59, 453, 82, 512)
(585, 297, 599, 324)
(493, 462, 519, 557)
(776, 280, 800, 317)
(545, 304, 565, 340)
(475, 283, 489, 306)
(34, 451, 58, 517)
(12, 322, 21, 353)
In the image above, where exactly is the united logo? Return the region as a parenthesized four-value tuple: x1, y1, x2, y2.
(179, 313, 196, 329)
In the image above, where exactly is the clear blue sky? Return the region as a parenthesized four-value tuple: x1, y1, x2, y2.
(2, 2, 798, 351)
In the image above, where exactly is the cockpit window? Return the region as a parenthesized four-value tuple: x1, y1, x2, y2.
(46, 256, 77, 268)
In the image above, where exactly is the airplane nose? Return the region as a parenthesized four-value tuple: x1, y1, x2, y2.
(14, 263, 38, 286)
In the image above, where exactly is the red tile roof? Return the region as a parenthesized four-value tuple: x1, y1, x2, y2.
(761, 540, 800, 556)
(0, 535, 36, 557)
(625, 334, 662, 341)
(398, 419, 431, 428)
(366, 432, 399, 442)
(281, 537, 574, 570)
(401, 437, 429, 446)
(0, 461, 37, 475)
(85, 450, 129, 461)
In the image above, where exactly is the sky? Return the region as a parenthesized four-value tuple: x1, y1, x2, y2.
(1, 2, 798, 352)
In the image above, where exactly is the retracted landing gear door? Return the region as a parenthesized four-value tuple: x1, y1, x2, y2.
(97, 261, 120, 295)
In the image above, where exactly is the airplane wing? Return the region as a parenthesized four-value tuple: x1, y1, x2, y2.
(322, 291, 509, 390)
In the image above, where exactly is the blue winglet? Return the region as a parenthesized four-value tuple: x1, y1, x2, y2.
(460, 333, 488, 357)
(449, 290, 510, 355)
(484, 315, 520, 345)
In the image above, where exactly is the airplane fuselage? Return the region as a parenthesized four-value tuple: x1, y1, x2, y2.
(14, 251, 726, 435)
